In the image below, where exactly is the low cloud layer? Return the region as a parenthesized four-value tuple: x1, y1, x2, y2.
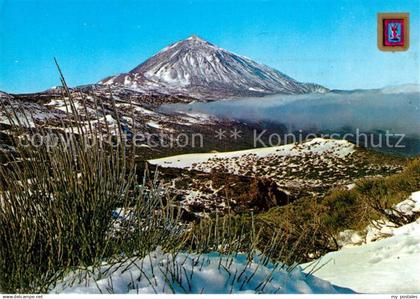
(162, 87, 420, 138)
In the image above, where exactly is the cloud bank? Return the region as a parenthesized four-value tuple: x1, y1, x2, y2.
(161, 87, 420, 138)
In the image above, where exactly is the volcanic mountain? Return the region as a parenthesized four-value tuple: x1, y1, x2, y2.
(99, 35, 328, 99)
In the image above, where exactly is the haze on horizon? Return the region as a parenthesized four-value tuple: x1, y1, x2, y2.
(0, 0, 419, 93)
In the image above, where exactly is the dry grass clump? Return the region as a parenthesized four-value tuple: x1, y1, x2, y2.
(0, 68, 183, 293)
(185, 199, 335, 265)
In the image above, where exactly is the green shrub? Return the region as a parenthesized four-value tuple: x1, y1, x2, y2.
(321, 190, 360, 231)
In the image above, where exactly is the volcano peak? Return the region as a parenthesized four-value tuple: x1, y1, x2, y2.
(99, 36, 328, 99)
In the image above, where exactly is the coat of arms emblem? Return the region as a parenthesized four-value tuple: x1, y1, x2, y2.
(378, 13, 409, 51)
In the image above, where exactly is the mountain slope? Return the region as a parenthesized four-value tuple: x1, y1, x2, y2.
(99, 35, 328, 99)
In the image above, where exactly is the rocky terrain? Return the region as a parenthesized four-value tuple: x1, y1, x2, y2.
(149, 138, 405, 218)
(0, 86, 291, 163)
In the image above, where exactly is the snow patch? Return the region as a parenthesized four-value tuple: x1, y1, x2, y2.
(133, 106, 156, 115)
(51, 249, 351, 294)
(149, 138, 355, 169)
(248, 87, 267, 92)
(303, 219, 420, 293)
(146, 121, 161, 129)
(305, 191, 420, 293)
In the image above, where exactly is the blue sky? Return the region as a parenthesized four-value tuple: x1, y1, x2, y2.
(0, 0, 419, 93)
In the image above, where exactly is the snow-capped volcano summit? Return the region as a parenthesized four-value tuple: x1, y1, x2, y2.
(99, 35, 328, 99)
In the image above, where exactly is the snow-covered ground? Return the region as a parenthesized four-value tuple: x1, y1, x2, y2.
(303, 191, 420, 293)
(48, 187, 419, 294)
(303, 222, 420, 293)
(148, 138, 355, 169)
(47, 192, 420, 294)
(0, 112, 36, 128)
(50, 249, 352, 294)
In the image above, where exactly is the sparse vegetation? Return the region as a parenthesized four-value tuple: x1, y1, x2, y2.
(249, 157, 420, 260)
(0, 70, 307, 294)
(0, 68, 418, 294)
(322, 158, 420, 232)
(0, 71, 187, 292)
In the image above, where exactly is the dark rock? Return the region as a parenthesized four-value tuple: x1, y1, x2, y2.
(177, 207, 199, 222)
(209, 169, 290, 212)
(238, 177, 290, 212)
